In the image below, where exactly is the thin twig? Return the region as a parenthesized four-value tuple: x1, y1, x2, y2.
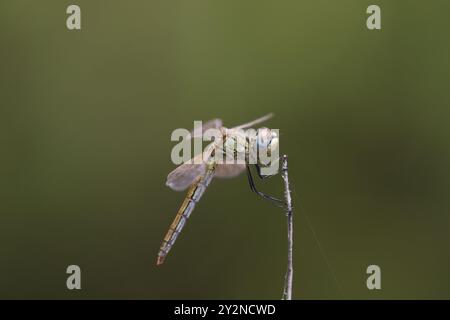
(281, 155, 293, 300)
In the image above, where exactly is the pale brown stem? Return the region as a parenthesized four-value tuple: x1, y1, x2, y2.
(281, 155, 293, 300)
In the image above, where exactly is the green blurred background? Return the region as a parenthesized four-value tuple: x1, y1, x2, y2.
(1, 0, 450, 299)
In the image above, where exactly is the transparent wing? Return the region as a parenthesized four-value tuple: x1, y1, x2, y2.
(231, 113, 273, 130)
(166, 142, 217, 191)
(215, 164, 245, 178)
(166, 153, 206, 191)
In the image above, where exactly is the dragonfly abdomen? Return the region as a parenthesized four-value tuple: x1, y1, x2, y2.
(156, 168, 215, 265)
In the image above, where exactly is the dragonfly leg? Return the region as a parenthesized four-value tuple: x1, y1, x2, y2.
(255, 155, 283, 179)
(256, 164, 277, 180)
(246, 165, 286, 208)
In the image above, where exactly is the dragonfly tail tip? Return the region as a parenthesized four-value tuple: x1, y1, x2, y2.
(156, 256, 165, 266)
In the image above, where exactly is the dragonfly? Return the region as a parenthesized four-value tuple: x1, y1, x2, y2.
(157, 113, 283, 265)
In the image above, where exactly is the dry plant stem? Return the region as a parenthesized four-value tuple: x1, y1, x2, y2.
(281, 155, 293, 300)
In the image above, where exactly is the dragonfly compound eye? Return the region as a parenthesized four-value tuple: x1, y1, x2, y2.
(257, 128, 269, 148)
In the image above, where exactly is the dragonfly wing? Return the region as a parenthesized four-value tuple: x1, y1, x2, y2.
(231, 113, 273, 130)
(166, 143, 217, 192)
(166, 154, 207, 191)
(215, 164, 245, 178)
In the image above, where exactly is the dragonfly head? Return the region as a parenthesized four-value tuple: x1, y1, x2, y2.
(255, 128, 279, 176)
(257, 128, 279, 156)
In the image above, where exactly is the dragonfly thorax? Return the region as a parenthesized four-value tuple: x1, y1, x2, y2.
(218, 127, 279, 167)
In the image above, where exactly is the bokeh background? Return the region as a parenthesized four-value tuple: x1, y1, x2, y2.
(1, 0, 450, 299)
